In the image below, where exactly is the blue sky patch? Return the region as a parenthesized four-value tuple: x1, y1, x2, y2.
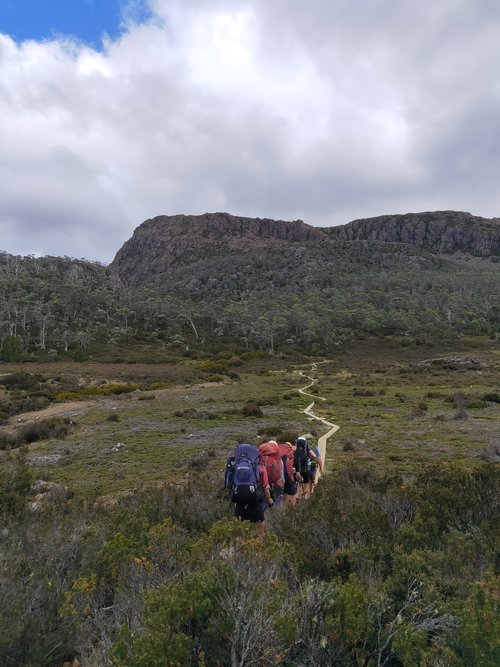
(0, 0, 152, 47)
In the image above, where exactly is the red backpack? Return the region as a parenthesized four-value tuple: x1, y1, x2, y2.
(258, 441, 284, 488)
(279, 442, 295, 484)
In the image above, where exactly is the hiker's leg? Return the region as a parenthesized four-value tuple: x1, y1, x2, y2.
(248, 503, 266, 537)
(284, 480, 298, 507)
(273, 488, 284, 509)
(309, 469, 316, 495)
(301, 472, 311, 499)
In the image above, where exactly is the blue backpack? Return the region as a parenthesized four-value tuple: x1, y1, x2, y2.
(225, 443, 262, 505)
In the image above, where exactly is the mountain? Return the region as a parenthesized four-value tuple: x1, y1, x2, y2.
(1, 210, 499, 361)
(109, 212, 326, 287)
(109, 210, 500, 296)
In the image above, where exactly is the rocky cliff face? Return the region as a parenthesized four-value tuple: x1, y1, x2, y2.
(110, 212, 326, 286)
(329, 210, 500, 255)
(110, 210, 500, 287)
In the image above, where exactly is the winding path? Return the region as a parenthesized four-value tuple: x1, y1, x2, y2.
(297, 363, 339, 478)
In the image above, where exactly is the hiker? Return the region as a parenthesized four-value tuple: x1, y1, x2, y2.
(225, 443, 273, 533)
(258, 440, 285, 509)
(280, 440, 299, 507)
(294, 435, 317, 500)
(308, 441, 323, 495)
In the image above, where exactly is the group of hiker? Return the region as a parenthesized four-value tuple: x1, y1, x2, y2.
(224, 435, 323, 530)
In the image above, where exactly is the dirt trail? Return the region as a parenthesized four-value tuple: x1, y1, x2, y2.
(298, 362, 340, 479)
(2, 380, 227, 435)
(3, 400, 97, 434)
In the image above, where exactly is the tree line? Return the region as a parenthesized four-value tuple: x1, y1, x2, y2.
(0, 249, 498, 361)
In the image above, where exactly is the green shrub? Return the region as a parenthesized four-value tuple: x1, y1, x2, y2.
(241, 402, 263, 417)
(194, 360, 230, 373)
(0, 334, 23, 361)
(204, 374, 225, 383)
(466, 400, 488, 409)
(148, 381, 170, 390)
(54, 383, 140, 400)
(482, 392, 500, 403)
(0, 447, 31, 515)
(255, 395, 281, 406)
(282, 391, 300, 400)
(0, 372, 42, 391)
(17, 417, 73, 444)
(0, 433, 16, 450)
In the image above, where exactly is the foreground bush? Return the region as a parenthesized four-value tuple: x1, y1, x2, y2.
(0, 463, 498, 666)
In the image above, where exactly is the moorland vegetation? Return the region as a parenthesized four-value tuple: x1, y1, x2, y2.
(0, 212, 499, 665)
(1, 338, 498, 666)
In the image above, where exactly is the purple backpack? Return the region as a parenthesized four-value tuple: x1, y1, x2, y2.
(225, 443, 262, 505)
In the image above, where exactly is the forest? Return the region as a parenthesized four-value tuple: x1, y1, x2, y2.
(0, 247, 498, 362)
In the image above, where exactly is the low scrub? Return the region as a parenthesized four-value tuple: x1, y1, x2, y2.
(54, 383, 140, 400)
(241, 402, 263, 417)
(0, 395, 51, 419)
(0, 372, 43, 391)
(0, 418, 75, 450)
(18, 417, 74, 444)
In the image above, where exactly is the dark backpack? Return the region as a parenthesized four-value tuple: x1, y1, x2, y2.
(225, 443, 262, 505)
(279, 442, 295, 485)
(294, 437, 311, 477)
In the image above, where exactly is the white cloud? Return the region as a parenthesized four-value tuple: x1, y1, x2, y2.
(1, 0, 500, 262)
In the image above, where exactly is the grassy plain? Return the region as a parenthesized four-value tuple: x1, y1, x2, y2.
(1, 336, 498, 498)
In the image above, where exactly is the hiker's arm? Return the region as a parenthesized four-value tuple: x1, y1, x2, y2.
(317, 455, 323, 472)
(258, 466, 273, 505)
(264, 486, 273, 506)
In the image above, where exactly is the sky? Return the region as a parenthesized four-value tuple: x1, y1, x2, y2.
(1, 0, 500, 263)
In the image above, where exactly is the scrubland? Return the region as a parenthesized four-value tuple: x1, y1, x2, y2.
(0, 336, 498, 666)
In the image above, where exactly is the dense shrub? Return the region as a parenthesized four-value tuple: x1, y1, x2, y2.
(0, 395, 51, 419)
(241, 402, 263, 417)
(17, 417, 74, 444)
(466, 399, 488, 409)
(352, 388, 376, 397)
(0, 372, 43, 391)
(1, 458, 498, 666)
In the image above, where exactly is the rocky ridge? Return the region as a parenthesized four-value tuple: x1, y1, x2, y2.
(327, 210, 500, 255)
(110, 212, 326, 286)
(110, 210, 500, 287)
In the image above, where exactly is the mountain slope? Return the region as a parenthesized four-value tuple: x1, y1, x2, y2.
(109, 210, 500, 292)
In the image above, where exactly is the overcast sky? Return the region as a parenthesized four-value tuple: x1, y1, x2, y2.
(1, 0, 499, 263)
